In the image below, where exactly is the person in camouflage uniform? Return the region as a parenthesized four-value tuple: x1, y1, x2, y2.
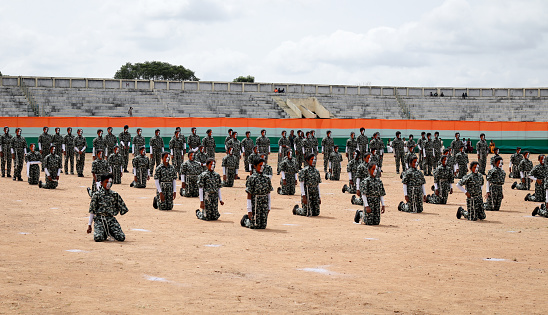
(202, 129, 216, 159)
(278, 130, 291, 174)
(51, 127, 64, 172)
(422, 133, 435, 176)
(351, 152, 372, 205)
(0, 126, 13, 177)
(483, 156, 506, 211)
(398, 156, 427, 213)
(87, 174, 128, 242)
(118, 125, 131, 172)
(525, 155, 548, 202)
(149, 129, 164, 176)
(10, 128, 27, 181)
(92, 129, 106, 161)
(105, 127, 118, 157)
(293, 154, 322, 216)
(310, 130, 319, 156)
(227, 131, 242, 179)
(132, 128, 145, 157)
(224, 129, 233, 151)
(195, 145, 208, 171)
(509, 147, 523, 179)
(153, 152, 178, 211)
(450, 132, 463, 156)
(221, 147, 238, 187)
(196, 158, 224, 221)
(255, 129, 270, 162)
(512, 151, 533, 190)
(39, 146, 62, 189)
(392, 131, 405, 174)
(406, 134, 416, 153)
(353, 163, 386, 225)
(107, 145, 124, 184)
(188, 127, 201, 152)
(357, 127, 369, 154)
(369, 132, 385, 168)
(345, 132, 358, 161)
(63, 127, 75, 175)
(417, 132, 426, 170)
(247, 146, 260, 175)
(532, 177, 548, 217)
(321, 130, 335, 173)
(476, 133, 489, 175)
(241, 131, 254, 173)
(456, 161, 486, 221)
(180, 151, 202, 197)
(425, 155, 454, 204)
(38, 126, 52, 168)
(241, 158, 273, 229)
(25, 143, 41, 185)
(278, 150, 298, 195)
(131, 146, 150, 188)
(327, 145, 343, 180)
(342, 150, 360, 194)
(294, 130, 305, 170)
(88, 149, 109, 196)
(454, 146, 469, 179)
(303, 132, 315, 157)
(74, 129, 87, 177)
(169, 129, 186, 177)
(404, 145, 418, 173)
(433, 132, 443, 166)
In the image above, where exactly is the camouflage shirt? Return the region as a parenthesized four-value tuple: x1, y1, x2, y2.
(510, 153, 524, 167)
(356, 161, 370, 181)
(119, 131, 132, 148)
(476, 139, 489, 156)
(38, 132, 52, 152)
(1, 132, 12, 151)
(486, 167, 506, 186)
(530, 163, 548, 180)
(392, 137, 404, 154)
(74, 135, 87, 151)
(458, 172, 484, 196)
(346, 137, 357, 154)
(150, 135, 164, 152)
(303, 138, 315, 155)
(154, 163, 177, 182)
(105, 133, 118, 150)
(202, 136, 216, 152)
(132, 154, 150, 170)
(433, 164, 454, 184)
(357, 134, 369, 152)
(299, 165, 321, 188)
(280, 157, 298, 175)
(181, 160, 203, 177)
(188, 134, 201, 149)
(401, 167, 426, 187)
(256, 136, 270, 154)
(197, 170, 222, 194)
(246, 172, 273, 196)
(10, 135, 27, 153)
(169, 135, 186, 153)
(25, 151, 41, 163)
(222, 154, 238, 169)
(133, 135, 146, 152)
(329, 151, 343, 166)
(92, 136, 106, 153)
(108, 153, 123, 170)
(89, 187, 128, 216)
(294, 136, 304, 154)
(241, 137, 254, 155)
(195, 151, 207, 167)
(450, 139, 463, 155)
(227, 138, 242, 157)
(417, 137, 426, 151)
(321, 136, 334, 154)
(91, 158, 110, 176)
(63, 133, 75, 151)
(279, 137, 291, 155)
(455, 152, 469, 166)
(518, 158, 533, 173)
(424, 139, 434, 156)
(369, 138, 385, 153)
(347, 159, 360, 177)
(407, 139, 416, 150)
(490, 154, 501, 167)
(44, 153, 62, 174)
(432, 138, 442, 154)
(52, 133, 63, 150)
(360, 175, 386, 197)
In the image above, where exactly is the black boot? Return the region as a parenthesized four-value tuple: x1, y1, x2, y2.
(456, 207, 463, 219)
(292, 204, 298, 215)
(153, 197, 158, 209)
(532, 207, 539, 216)
(354, 210, 361, 223)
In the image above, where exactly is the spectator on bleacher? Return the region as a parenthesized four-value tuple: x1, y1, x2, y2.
(440, 92, 444, 97)
(128, 107, 133, 117)
(274, 88, 278, 93)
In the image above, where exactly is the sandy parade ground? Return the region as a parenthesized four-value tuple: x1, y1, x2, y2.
(1, 152, 548, 314)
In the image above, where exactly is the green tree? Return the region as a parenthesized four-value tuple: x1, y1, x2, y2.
(0, 70, 2, 76)
(233, 75, 255, 83)
(114, 61, 199, 81)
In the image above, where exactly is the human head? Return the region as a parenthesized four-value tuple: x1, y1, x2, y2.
(409, 156, 418, 168)
(261, 129, 266, 136)
(67, 127, 72, 134)
(360, 127, 365, 135)
(206, 129, 212, 136)
(470, 161, 479, 173)
(191, 127, 197, 135)
(101, 173, 114, 190)
(97, 129, 103, 137)
(30, 143, 36, 152)
(305, 153, 316, 167)
(354, 150, 361, 160)
(113, 145, 119, 154)
(139, 146, 146, 155)
(188, 151, 195, 160)
(3, 126, 8, 134)
(155, 129, 160, 136)
(254, 158, 266, 173)
(326, 130, 331, 137)
(480, 133, 485, 140)
(43, 126, 49, 133)
(350, 132, 355, 139)
(77, 129, 83, 136)
(455, 132, 460, 139)
(396, 131, 401, 138)
(523, 151, 530, 159)
(162, 152, 170, 165)
(55, 127, 60, 134)
(124, 125, 129, 131)
(96, 149, 104, 159)
(441, 155, 447, 166)
(16, 128, 21, 136)
(107, 127, 113, 134)
(246, 131, 251, 138)
(206, 158, 215, 171)
(368, 162, 378, 177)
(137, 128, 142, 135)
(494, 156, 503, 168)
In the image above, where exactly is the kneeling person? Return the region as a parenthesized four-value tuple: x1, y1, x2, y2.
(354, 163, 386, 225)
(456, 161, 485, 221)
(39, 146, 62, 189)
(426, 155, 454, 204)
(241, 158, 273, 229)
(483, 156, 506, 211)
(153, 152, 177, 210)
(293, 154, 322, 216)
(180, 151, 202, 197)
(25, 144, 41, 185)
(398, 156, 426, 213)
(196, 159, 224, 220)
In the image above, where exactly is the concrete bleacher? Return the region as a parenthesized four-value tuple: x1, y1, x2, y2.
(313, 94, 405, 119)
(0, 87, 31, 117)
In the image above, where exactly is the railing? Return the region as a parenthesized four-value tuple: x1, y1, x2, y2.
(19, 80, 40, 116)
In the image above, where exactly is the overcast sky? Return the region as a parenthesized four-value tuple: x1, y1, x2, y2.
(1, 0, 547, 88)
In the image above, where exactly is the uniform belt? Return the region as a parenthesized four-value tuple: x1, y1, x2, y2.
(95, 213, 113, 217)
(490, 183, 503, 186)
(255, 194, 268, 197)
(469, 193, 481, 198)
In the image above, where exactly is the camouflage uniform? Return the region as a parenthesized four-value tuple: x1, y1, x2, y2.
(278, 136, 291, 172)
(132, 134, 146, 156)
(399, 167, 426, 213)
(92, 135, 106, 159)
(303, 137, 315, 157)
(107, 152, 124, 184)
(457, 172, 485, 221)
(279, 156, 298, 195)
(534, 180, 548, 217)
(357, 133, 369, 154)
(25, 150, 41, 185)
(483, 166, 506, 211)
(154, 163, 177, 210)
(328, 151, 343, 180)
(195, 150, 208, 171)
(294, 135, 305, 169)
(345, 137, 358, 161)
(455, 151, 469, 179)
(105, 132, 118, 157)
(202, 135, 216, 159)
(294, 164, 321, 216)
(42, 153, 62, 189)
(392, 137, 405, 173)
(450, 138, 463, 156)
(91, 158, 110, 194)
(351, 159, 370, 205)
(73, 134, 87, 176)
(118, 130, 131, 171)
(132, 153, 150, 188)
(241, 136, 254, 172)
(1, 131, 13, 177)
(89, 187, 128, 242)
(310, 134, 319, 156)
(417, 136, 426, 170)
(188, 134, 201, 152)
(196, 170, 222, 221)
(426, 163, 454, 204)
(37, 131, 52, 169)
(423, 139, 435, 175)
(526, 163, 548, 202)
(357, 174, 386, 225)
(221, 154, 238, 187)
(343, 158, 360, 194)
(169, 134, 186, 176)
(404, 152, 417, 172)
(321, 136, 334, 173)
(180, 159, 202, 197)
(63, 132, 75, 174)
(52, 132, 64, 171)
(10, 134, 27, 179)
(149, 134, 165, 176)
(262, 163, 273, 178)
(227, 137, 242, 171)
(476, 139, 489, 174)
(369, 138, 385, 167)
(515, 158, 533, 190)
(509, 152, 524, 179)
(244, 172, 273, 229)
(406, 139, 416, 152)
(432, 137, 443, 165)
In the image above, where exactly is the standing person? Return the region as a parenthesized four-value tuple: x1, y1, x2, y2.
(353, 163, 386, 225)
(92, 129, 106, 161)
(39, 146, 62, 189)
(169, 130, 186, 177)
(87, 174, 129, 242)
(417, 132, 426, 170)
(25, 144, 41, 185)
(180, 151, 202, 197)
(450, 132, 463, 156)
(88, 149, 109, 196)
(327, 145, 343, 180)
(221, 147, 238, 187)
(105, 127, 118, 157)
(153, 152, 178, 211)
(241, 131, 254, 173)
(256, 129, 271, 162)
(51, 127, 64, 172)
(303, 132, 314, 157)
(118, 125, 131, 172)
(241, 158, 273, 229)
(278, 150, 298, 195)
(188, 127, 201, 152)
(509, 147, 523, 179)
(342, 150, 360, 194)
(196, 158, 224, 221)
(0, 126, 13, 177)
(292, 153, 322, 217)
(398, 156, 426, 213)
(288, 130, 296, 154)
(392, 131, 405, 174)
(456, 162, 485, 221)
(278, 130, 291, 174)
(227, 131, 242, 179)
(483, 156, 506, 211)
(525, 155, 548, 202)
(202, 129, 216, 159)
(425, 155, 454, 204)
(432, 132, 443, 165)
(10, 128, 27, 181)
(454, 146, 469, 179)
(406, 134, 416, 153)
(423, 133, 435, 176)
(345, 132, 357, 161)
(321, 130, 335, 173)
(310, 130, 319, 156)
(149, 129, 164, 176)
(128, 106, 133, 117)
(224, 129, 233, 151)
(476, 133, 489, 175)
(74, 129, 87, 177)
(63, 127, 75, 175)
(511, 151, 533, 190)
(107, 145, 123, 185)
(131, 146, 150, 188)
(132, 128, 146, 158)
(369, 132, 385, 168)
(357, 127, 369, 154)
(294, 130, 305, 170)
(38, 126, 52, 170)
(195, 145, 208, 171)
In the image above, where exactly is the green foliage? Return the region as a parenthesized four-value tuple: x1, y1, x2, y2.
(233, 75, 255, 83)
(114, 61, 199, 81)
(0, 70, 2, 76)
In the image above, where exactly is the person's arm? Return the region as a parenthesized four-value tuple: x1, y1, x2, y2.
(403, 184, 408, 196)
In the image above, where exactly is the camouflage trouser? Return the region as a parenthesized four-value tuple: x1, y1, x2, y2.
(515, 175, 531, 190)
(112, 166, 122, 184)
(243, 195, 269, 229)
(378, 155, 384, 168)
(121, 147, 130, 171)
(279, 174, 296, 195)
(343, 181, 357, 194)
(28, 164, 40, 185)
(526, 180, 545, 202)
(222, 168, 236, 187)
(295, 187, 320, 216)
(296, 152, 304, 169)
(133, 168, 148, 188)
(156, 181, 174, 210)
(484, 184, 503, 211)
(172, 150, 183, 176)
(419, 152, 424, 170)
(196, 192, 220, 221)
(537, 204, 548, 218)
(457, 164, 467, 179)
(352, 194, 364, 206)
(434, 153, 441, 166)
(330, 164, 341, 180)
(206, 148, 215, 160)
(511, 165, 520, 179)
(426, 181, 451, 204)
(400, 186, 424, 213)
(181, 175, 199, 197)
(460, 195, 485, 220)
(13, 152, 24, 178)
(478, 155, 487, 174)
(323, 153, 330, 172)
(76, 153, 85, 175)
(259, 148, 269, 162)
(150, 151, 162, 176)
(244, 154, 251, 172)
(43, 175, 59, 189)
(395, 152, 405, 172)
(359, 196, 381, 225)
(64, 151, 74, 174)
(1, 151, 12, 175)
(93, 215, 125, 242)
(424, 154, 434, 175)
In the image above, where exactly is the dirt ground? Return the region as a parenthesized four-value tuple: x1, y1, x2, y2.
(1, 153, 548, 314)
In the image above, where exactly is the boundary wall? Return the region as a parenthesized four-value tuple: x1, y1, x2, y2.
(0, 117, 546, 154)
